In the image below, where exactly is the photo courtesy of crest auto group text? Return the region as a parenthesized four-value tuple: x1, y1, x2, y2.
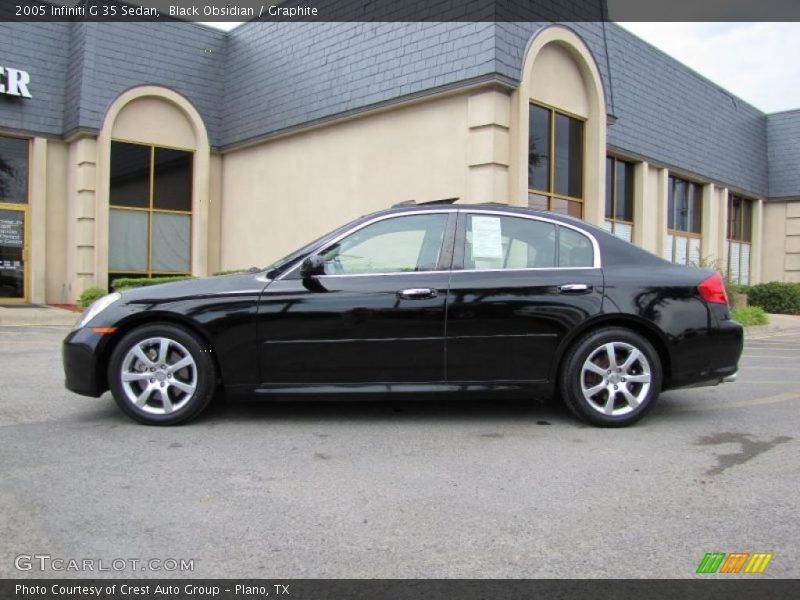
(1, 1, 799, 599)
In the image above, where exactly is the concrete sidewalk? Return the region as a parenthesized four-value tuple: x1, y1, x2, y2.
(0, 304, 78, 327)
(746, 313, 800, 339)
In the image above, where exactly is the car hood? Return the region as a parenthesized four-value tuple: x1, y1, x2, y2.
(119, 272, 270, 304)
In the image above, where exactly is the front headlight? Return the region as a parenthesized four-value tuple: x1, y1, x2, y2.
(74, 292, 121, 330)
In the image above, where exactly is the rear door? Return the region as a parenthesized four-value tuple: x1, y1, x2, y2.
(445, 210, 604, 383)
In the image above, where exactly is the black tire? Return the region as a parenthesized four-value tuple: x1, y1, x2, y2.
(558, 327, 662, 427)
(107, 322, 217, 425)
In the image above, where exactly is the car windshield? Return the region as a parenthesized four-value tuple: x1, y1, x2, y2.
(264, 218, 360, 277)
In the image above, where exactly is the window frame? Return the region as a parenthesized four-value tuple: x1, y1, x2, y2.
(527, 101, 586, 219)
(726, 193, 754, 285)
(316, 212, 450, 276)
(109, 139, 194, 279)
(0, 134, 31, 205)
(605, 155, 635, 241)
(278, 209, 602, 281)
(453, 210, 601, 272)
(666, 175, 703, 265)
(280, 210, 456, 280)
(0, 134, 31, 303)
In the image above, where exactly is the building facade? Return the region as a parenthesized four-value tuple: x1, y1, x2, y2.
(1, 20, 798, 304)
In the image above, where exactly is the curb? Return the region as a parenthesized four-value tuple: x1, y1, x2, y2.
(0, 305, 78, 327)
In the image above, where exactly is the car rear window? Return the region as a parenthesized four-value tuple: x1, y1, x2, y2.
(464, 215, 556, 270)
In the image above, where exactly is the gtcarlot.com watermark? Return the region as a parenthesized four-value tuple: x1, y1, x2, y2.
(14, 554, 195, 573)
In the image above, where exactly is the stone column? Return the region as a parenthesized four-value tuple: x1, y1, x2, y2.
(750, 199, 764, 284)
(66, 137, 97, 302)
(701, 183, 720, 267)
(656, 168, 670, 260)
(631, 161, 658, 253)
(28, 137, 47, 304)
(465, 88, 511, 204)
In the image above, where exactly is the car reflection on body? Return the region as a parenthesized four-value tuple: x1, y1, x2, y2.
(63, 203, 742, 427)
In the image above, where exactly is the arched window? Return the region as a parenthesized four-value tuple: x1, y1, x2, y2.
(527, 103, 585, 218)
(108, 141, 193, 282)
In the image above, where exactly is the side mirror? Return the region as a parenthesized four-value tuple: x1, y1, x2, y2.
(300, 255, 325, 278)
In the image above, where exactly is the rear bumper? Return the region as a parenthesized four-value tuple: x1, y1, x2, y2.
(722, 371, 738, 383)
(667, 316, 743, 389)
(62, 328, 107, 397)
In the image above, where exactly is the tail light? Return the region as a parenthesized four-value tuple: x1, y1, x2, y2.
(698, 273, 729, 305)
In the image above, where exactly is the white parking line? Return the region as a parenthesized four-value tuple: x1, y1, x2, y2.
(672, 389, 800, 412)
(747, 331, 800, 341)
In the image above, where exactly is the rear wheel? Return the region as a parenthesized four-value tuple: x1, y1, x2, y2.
(559, 327, 662, 427)
(108, 323, 216, 425)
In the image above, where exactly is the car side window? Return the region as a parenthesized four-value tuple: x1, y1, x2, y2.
(558, 227, 594, 267)
(318, 213, 448, 275)
(464, 214, 556, 270)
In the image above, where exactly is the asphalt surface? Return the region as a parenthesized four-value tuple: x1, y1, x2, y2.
(1, 323, 798, 579)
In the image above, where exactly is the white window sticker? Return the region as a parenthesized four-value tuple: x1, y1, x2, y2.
(471, 216, 503, 259)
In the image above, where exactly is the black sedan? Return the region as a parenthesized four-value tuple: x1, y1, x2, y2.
(63, 203, 742, 427)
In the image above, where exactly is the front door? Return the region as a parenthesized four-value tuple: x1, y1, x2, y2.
(0, 206, 27, 302)
(257, 211, 455, 386)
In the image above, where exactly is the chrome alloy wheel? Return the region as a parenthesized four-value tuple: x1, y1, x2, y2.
(580, 341, 652, 417)
(120, 337, 198, 415)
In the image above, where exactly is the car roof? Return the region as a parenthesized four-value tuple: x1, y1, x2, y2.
(368, 202, 581, 225)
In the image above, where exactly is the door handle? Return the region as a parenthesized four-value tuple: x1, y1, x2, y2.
(559, 283, 592, 294)
(397, 288, 438, 300)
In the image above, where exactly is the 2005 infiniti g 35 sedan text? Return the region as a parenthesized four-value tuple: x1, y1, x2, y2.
(63, 204, 743, 427)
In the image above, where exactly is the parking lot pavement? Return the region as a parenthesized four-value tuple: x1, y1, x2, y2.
(1, 324, 798, 579)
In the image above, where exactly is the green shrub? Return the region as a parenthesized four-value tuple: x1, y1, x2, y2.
(726, 283, 751, 297)
(78, 287, 108, 309)
(731, 306, 769, 327)
(111, 276, 195, 291)
(726, 283, 750, 309)
(747, 282, 800, 315)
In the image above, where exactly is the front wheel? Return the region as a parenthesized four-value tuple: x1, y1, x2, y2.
(108, 323, 217, 425)
(559, 327, 662, 427)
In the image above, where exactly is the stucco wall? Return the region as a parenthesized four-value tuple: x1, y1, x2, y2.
(761, 201, 800, 283)
(219, 94, 470, 270)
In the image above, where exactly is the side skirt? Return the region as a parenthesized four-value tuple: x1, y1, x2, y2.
(225, 381, 551, 400)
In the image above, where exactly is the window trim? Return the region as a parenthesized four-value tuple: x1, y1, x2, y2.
(726, 193, 754, 285)
(0, 134, 31, 303)
(109, 138, 194, 278)
(277, 210, 456, 280)
(316, 212, 451, 277)
(666, 175, 703, 265)
(455, 210, 601, 271)
(0, 134, 31, 205)
(277, 209, 601, 281)
(727, 193, 753, 243)
(527, 101, 587, 217)
(605, 155, 634, 239)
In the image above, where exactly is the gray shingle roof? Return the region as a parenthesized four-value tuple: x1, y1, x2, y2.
(767, 110, 800, 199)
(0, 21, 795, 200)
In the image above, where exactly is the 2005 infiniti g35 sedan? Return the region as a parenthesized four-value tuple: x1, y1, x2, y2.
(63, 203, 743, 427)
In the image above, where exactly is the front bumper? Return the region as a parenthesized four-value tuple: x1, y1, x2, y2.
(62, 328, 108, 397)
